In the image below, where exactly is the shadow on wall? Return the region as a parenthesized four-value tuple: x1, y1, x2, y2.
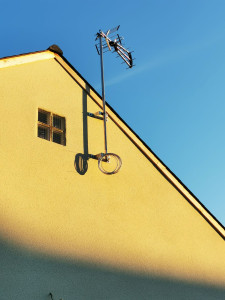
(74, 86, 90, 175)
(0, 237, 225, 300)
(74, 153, 88, 175)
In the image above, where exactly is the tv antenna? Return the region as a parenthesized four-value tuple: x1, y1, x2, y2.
(93, 25, 134, 175)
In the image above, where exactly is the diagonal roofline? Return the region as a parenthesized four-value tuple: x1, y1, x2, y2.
(0, 49, 224, 240)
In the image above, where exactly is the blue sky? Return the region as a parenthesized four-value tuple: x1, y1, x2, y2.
(1, 0, 225, 225)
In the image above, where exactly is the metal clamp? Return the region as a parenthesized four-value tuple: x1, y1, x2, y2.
(87, 111, 108, 121)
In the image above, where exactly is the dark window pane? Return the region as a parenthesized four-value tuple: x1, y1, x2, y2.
(38, 126, 49, 140)
(38, 111, 48, 124)
(53, 115, 63, 129)
(53, 132, 62, 144)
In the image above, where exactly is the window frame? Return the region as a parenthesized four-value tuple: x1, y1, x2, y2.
(37, 109, 66, 146)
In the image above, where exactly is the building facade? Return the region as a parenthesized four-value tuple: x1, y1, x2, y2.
(0, 48, 224, 299)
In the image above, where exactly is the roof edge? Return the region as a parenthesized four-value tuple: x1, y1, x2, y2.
(0, 50, 55, 69)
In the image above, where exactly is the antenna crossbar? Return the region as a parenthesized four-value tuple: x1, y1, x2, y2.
(95, 26, 133, 68)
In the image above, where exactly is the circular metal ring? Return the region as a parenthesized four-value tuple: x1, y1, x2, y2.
(98, 153, 122, 175)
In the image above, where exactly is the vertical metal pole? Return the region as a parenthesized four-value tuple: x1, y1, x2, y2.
(99, 33, 108, 154)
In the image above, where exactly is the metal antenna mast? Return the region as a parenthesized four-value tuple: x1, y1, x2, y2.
(99, 32, 108, 154)
(94, 25, 134, 174)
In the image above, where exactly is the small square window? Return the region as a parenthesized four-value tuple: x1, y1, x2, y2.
(37, 109, 66, 146)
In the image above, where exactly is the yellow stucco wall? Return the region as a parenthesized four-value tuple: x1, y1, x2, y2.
(0, 52, 224, 287)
